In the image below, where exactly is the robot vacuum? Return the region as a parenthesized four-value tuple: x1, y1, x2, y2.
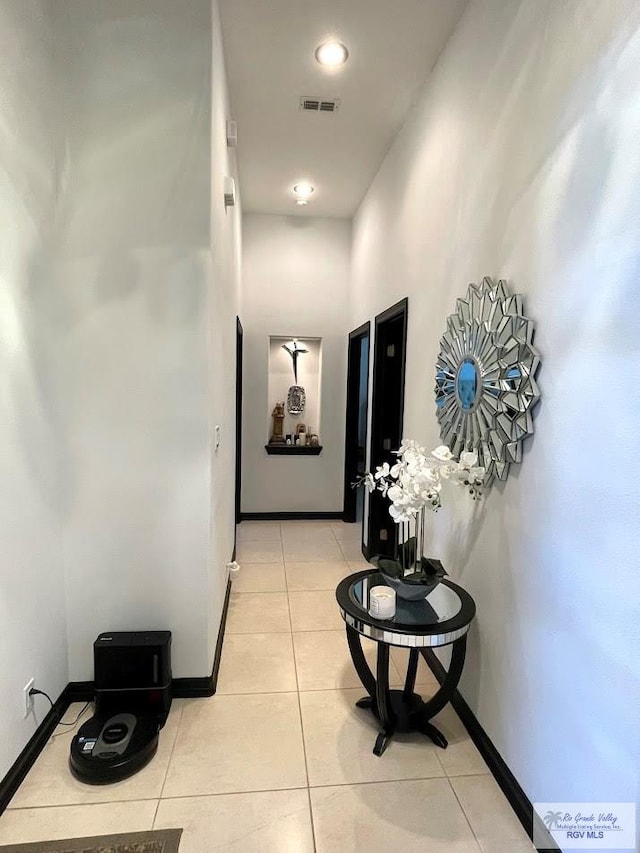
(70, 631, 172, 784)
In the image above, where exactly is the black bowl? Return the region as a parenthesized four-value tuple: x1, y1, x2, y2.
(380, 572, 441, 601)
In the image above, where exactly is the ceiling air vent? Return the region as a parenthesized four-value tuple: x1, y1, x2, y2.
(299, 96, 341, 114)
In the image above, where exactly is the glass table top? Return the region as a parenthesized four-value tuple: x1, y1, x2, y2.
(349, 572, 463, 630)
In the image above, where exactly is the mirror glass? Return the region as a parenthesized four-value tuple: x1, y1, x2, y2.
(456, 358, 479, 410)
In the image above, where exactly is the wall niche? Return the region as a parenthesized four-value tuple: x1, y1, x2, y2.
(266, 336, 322, 454)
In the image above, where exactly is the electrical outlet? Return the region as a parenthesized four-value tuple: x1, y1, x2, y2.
(23, 678, 34, 717)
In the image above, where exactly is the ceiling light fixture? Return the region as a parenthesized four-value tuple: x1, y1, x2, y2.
(296, 199, 308, 206)
(293, 183, 315, 198)
(315, 41, 349, 67)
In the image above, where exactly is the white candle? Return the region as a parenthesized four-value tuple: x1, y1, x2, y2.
(368, 585, 396, 620)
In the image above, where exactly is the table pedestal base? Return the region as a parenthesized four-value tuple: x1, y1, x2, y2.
(355, 691, 448, 756)
(346, 624, 468, 758)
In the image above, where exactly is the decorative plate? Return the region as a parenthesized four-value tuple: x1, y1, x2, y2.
(287, 385, 306, 415)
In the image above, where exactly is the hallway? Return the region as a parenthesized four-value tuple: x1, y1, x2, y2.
(0, 522, 533, 852)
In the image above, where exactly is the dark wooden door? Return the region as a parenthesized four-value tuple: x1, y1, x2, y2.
(367, 299, 408, 559)
(343, 323, 370, 524)
(235, 317, 243, 528)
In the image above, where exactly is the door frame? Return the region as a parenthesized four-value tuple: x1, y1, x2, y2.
(342, 321, 371, 523)
(366, 297, 409, 558)
(235, 316, 243, 530)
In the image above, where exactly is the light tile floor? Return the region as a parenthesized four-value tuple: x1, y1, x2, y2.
(0, 521, 535, 852)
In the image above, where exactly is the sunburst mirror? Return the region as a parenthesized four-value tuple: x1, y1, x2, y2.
(434, 277, 541, 482)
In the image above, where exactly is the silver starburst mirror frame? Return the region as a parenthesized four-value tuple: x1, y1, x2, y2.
(434, 277, 541, 482)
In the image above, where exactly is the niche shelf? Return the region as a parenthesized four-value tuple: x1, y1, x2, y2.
(266, 335, 322, 453)
(264, 444, 323, 456)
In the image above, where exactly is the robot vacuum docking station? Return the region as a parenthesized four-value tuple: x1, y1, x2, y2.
(70, 631, 172, 785)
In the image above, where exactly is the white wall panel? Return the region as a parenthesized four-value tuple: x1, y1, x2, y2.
(241, 214, 351, 513)
(351, 0, 640, 813)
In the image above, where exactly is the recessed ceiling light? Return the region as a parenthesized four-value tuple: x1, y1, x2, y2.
(296, 199, 308, 206)
(293, 182, 315, 198)
(315, 41, 349, 67)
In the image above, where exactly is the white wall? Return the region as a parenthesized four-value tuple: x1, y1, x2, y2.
(54, 0, 240, 680)
(242, 214, 351, 513)
(0, 0, 240, 778)
(0, 1, 68, 778)
(207, 0, 242, 663)
(352, 0, 640, 817)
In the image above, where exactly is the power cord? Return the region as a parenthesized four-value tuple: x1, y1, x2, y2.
(29, 688, 91, 728)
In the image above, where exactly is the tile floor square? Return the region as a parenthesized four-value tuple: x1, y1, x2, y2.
(280, 521, 335, 537)
(235, 540, 284, 564)
(162, 693, 307, 797)
(292, 630, 403, 691)
(231, 562, 287, 593)
(216, 632, 297, 694)
(430, 705, 490, 777)
(0, 801, 158, 845)
(154, 789, 314, 853)
(288, 590, 346, 631)
(236, 522, 282, 542)
(389, 647, 441, 688)
(285, 560, 352, 591)
(338, 542, 369, 562)
(282, 538, 344, 563)
(330, 521, 361, 541)
(226, 592, 291, 634)
(310, 778, 481, 853)
(300, 688, 446, 787)
(451, 774, 536, 852)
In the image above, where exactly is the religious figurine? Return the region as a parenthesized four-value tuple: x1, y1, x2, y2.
(269, 402, 286, 444)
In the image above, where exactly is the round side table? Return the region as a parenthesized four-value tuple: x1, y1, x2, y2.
(336, 569, 476, 757)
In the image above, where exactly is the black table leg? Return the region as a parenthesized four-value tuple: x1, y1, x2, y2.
(346, 625, 376, 711)
(416, 635, 468, 748)
(373, 643, 395, 756)
(420, 635, 467, 719)
(403, 649, 419, 701)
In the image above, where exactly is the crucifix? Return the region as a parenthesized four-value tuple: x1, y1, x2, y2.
(281, 339, 308, 384)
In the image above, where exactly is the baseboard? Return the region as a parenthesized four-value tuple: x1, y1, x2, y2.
(65, 681, 94, 703)
(0, 579, 233, 815)
(0, 685, 74, 815)
(172, 577, 232, 698)
(240, 511, 344, 521)
(422, 649, 560, 853)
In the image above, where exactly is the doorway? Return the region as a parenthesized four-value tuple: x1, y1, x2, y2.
(343, 322, 371, 525)
(235, 317, 243, 530)
(366, 298, 408, 559)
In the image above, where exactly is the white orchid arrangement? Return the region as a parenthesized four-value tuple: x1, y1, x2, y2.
(355, 440, 485, 588)
(360, 440, 486, 524)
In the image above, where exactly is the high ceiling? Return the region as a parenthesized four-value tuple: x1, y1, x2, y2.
(219, 0, 467, 219)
